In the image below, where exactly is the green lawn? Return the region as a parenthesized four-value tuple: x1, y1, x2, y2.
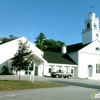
(0, 80, 68, 91)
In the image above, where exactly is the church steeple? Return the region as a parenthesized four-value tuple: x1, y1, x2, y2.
(82, 12, 100, 45)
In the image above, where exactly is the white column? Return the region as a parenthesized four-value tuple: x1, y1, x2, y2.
(30, 61, 35, 83)
(67, 66, 71, 73)
(43, 62, 47, 76)
(54, 65, 56, 72)
(62, 65, 64, 70)
(52, 65, 54, 72)
(69, 66, 71, 73)
(42, 62, 44, 76)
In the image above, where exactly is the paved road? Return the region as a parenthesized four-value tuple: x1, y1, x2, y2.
(0, 75, 100, 100)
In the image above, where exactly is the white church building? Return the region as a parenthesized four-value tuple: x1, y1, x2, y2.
(0, 11, 100, 79)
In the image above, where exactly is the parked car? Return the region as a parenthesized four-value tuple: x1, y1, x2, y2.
(51, 70, 73, 79)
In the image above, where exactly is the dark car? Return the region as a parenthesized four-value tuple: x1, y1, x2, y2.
(51, 70, 73, 79)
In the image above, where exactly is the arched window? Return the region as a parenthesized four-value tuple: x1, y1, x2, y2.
(96, 34, 99, 37)
(94, 23, 97, 29)
(96, 47, 100, 51)
(88, 65, 93, 69)
(87, 23, 90, 29)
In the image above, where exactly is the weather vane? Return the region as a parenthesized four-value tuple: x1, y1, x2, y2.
(90, 6, 94, 12)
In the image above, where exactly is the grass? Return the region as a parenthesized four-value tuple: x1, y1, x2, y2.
(0, 80, 68, 91)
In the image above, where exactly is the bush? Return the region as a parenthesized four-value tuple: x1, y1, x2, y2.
(1, 66, 9, 75)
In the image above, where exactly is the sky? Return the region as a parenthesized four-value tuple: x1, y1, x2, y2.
(0, 0, 100, 45)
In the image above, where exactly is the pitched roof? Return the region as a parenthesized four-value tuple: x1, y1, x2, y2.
(43, 51, 76, 65)
(43, 43, 89, 53)
(67, 42, 89, 53)
(43, 42, 90, 65)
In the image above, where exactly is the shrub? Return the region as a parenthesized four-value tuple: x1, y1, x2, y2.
(1, 66, 9, 75)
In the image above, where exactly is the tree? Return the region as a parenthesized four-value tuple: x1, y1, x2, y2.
(11, 40, 34, 81)
(36, 43, 45, 50)
(34, 33, 46, 50)
(43, 39, 56, 51)
(56, 40, 65, 47)
(35, 33, 65, 52)
(0, 35, 18, 44)
(1, 66, 9, 75)
(43, 39, 65, 52)
(34, 33, 46, 44)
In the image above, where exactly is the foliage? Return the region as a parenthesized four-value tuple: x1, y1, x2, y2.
(11, 40, 34, 81)
(34, 33, 46, 44)
(36, 43, 45, 50)
(43, 39, 56, 51)
(1, 66, 9, 75)
(0, 35, 18, 44)
(34, 33, 46, 50)
(34, 33, 65, 51)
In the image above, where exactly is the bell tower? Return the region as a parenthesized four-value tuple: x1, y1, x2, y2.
(82, 12, 100, 45)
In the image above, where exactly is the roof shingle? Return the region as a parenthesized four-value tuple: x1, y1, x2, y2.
(43, 51, 76, 65)
(67, 42, 89, 53)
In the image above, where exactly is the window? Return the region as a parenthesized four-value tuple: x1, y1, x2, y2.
(96, 64, 100, 73)
(87, 23, 90, 29)
(95, 47, 100, 51)
(71, 69, 73, 73)
(56, 70, 64, 73)
(96, 34, 99, 37)
(48, 68, 51, 73)
(94, 23, 97, 29)
(56, 70, 61, 73)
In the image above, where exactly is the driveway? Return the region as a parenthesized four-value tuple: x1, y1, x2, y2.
(0, 75, 100, 100)
(35, 76, 100, 89)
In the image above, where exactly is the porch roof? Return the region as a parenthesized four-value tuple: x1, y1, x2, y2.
(33, 53, 47, 63)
